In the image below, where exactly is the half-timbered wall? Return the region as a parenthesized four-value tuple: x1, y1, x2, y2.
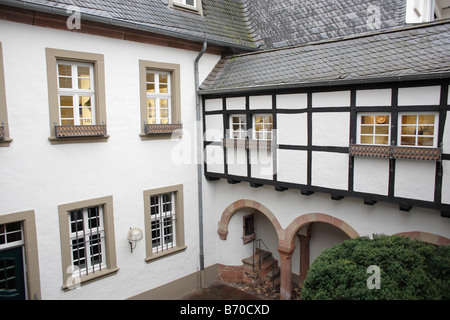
(203, 80, 450, 217)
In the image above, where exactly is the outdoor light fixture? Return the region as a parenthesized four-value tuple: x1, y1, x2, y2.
(127, 227, 143, 253)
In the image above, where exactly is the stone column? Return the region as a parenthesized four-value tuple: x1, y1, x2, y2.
(277, 245, 295, 300)
(297, 234, 311, 286)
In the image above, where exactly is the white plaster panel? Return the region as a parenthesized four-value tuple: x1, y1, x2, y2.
(312, 91, 350, 108)
(441, 160, 450, 205)
(249, 95, 272, 110)
(443, 111, 450, 154)
(277, 149, 307, 184)
(204, 114, 223, 142)
(394, 160, 436, 202)
(226, 97, 246, 110)
(398, 86, 441, 106)
(205, 145, 224, 173)
(204, 98, 223, 112)
(356, 89, 392, 107)
(353, 157, 390, 196)
(250, 149, 273, 180)
(312, 112, 350, 147)
(276, 93, 307, 109)
(277, 113, 308, 146)
(227, 148, 247, 177)
(312, 152, 349, 190)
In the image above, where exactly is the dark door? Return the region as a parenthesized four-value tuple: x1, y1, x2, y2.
(0, 246, 26, 300)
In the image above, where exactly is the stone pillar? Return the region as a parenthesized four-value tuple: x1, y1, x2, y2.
(297, 234, 311, 286)
(277, 245, 295, 300)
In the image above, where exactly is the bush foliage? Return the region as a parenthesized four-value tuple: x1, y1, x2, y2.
(300, 234, 450, 300)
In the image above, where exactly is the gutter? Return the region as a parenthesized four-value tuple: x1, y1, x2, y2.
(0, 0, 258, 52)
(194, 40, 207, 288)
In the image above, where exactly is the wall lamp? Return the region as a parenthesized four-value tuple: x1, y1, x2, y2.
(127, 227, 143, 253)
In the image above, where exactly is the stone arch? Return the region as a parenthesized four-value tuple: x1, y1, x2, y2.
(281, 213, 360, 250)
(217, 199, 283, 242)
(395, 231, 450, 246)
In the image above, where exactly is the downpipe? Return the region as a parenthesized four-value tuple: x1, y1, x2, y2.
(195, 41, 207, 288)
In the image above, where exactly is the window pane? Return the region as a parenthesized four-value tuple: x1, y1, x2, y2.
(360, 135, 373, 144)
(58, 64, 72, 76)
(418, 137, 434, 146)
(60, 96, 73, 106)
(401, 136, 416, 146)
(77, 66, 90, 78)
(402, 115, 417, 125)
(146, 73, 155, 83)
(60, 108, 74, 119)
(361, 116, 374, 124)
(361, 126, 373, 134)
(147, 84, 155, 93)
(374, 136, 389, 145)
(375, 115, 389, 124)
(420, 126, 434, 136)
(59, 77, 73, 89)
(61, 119, 75, 125)
(78, 78, 91, 90)
(401, 126, 416, 135)
(79, 96, 91, 107)
(160, 99, 169, 108)
(419, 115, 435, 124)
(159, 84, 168, 94)
(375, 126, 389, 135)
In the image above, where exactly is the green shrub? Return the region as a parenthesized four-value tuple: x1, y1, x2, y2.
(300, 234, 450, 300)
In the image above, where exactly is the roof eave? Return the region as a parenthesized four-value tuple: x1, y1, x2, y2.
(0, 0, 259, 52)
(198, 72, 450, 95)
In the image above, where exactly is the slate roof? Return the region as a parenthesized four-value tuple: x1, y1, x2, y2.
(0, 0, 257, 50)
(241, 0, 407, 49)
(200, 20, 450, 94)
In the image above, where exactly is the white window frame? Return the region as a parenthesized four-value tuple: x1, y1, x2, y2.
(150, 192, 176, 253)
(398, 112, 438, 148)
(172, 0, 200, 12)
(357, 113, 391, 146)
(230, 115, 247, 139)
(146, 71, 172, 125)
(68, 206, 106, 277)
(253, 114, 273, 141)
(57, 60, 96, 126)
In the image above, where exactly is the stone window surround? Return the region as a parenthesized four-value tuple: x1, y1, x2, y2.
(0, 42, 12, 147)
(143, 184, 186, 262)
(58, 195, 118, 290)
(46, 48, 108, 145)
(139, 60, 182, 140)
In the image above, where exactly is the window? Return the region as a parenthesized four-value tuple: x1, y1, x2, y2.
(144, 185, 186, 261)
(46, 48, 108, 144)
(150, 193, 176, 253)
(146, 71, 171, 125)
(358, 113, 390, 145)
(230, 115, 247, 139)
(57, 61, 95, 126)
(139, 60, 181, 139)
(58, 196, 118, 288)
(0, 222, 23, 249)
(254, 114, 273, 141)
(68, 206, 105, 277)
(170, 0, 203, 14)
(0, 42, 11, 147)
(399, 113, 438, 147)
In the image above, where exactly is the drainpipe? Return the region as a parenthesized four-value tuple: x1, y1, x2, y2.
(195, 40, 207, 288)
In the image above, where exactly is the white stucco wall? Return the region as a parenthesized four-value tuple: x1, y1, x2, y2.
(0, 20, 221, 300)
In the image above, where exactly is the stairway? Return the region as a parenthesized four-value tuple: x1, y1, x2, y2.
(242, 248, 280, 288)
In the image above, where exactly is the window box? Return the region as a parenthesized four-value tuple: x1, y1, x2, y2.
(349, 144, 441, 161)
(0, 125, 4, 140)
(55, 124, 107, 138)
(144, 123, 182, 135)
(248, 139, 272, 151)
(222, 138, 247, 149)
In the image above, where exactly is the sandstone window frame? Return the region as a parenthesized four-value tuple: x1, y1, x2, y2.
(139, 60, 182, 140)
(143, 184, 186, 262)
(46, 48, 108, 144)
(0, 42, 12, 147)
(58, 195, 118, 290)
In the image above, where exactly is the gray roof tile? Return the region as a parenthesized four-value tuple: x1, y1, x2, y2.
(200, 21, 450, 93)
